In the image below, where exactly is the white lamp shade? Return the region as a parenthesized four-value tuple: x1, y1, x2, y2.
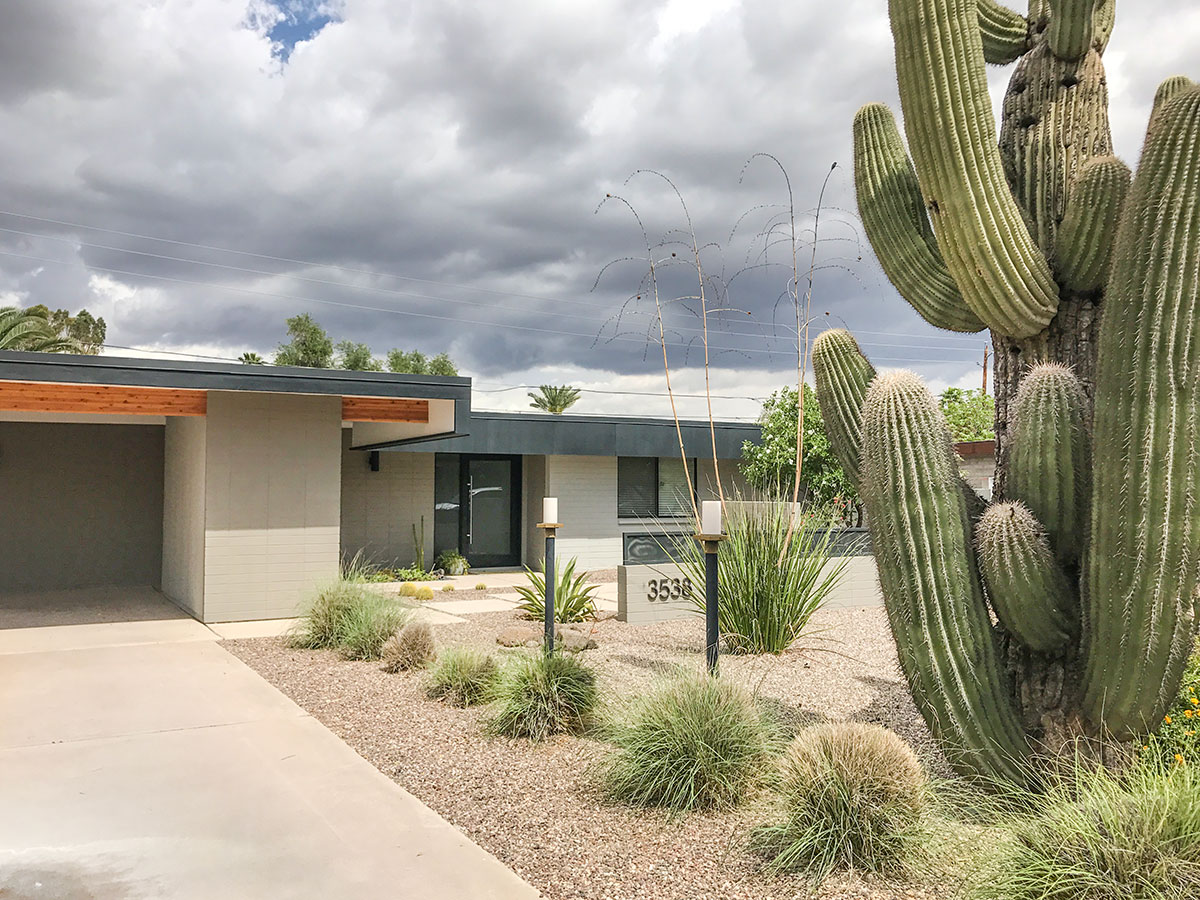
(700, 500, 722, 535)
(542, 496, 559, 524)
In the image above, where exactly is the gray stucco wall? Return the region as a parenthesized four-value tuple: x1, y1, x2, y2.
(0, 422, 164, 590)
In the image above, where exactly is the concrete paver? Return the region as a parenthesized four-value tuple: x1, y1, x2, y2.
(0, 590, 539, 900)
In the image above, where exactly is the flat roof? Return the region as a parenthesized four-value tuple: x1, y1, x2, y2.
(388, 409, 760, 459)
(0, 351, 472, 403)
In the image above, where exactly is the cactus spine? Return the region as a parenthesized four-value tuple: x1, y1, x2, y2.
(977, 502, 1076, 652)
(861, 373, 1030, 784)
(825, 0, 1200, 782)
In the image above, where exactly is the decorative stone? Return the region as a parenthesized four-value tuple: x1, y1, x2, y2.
(558, 628, 598, 653)
(496, 625, 539, 648)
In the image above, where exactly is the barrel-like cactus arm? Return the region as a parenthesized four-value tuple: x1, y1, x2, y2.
(1006, 364, 1092, 566)
(1047, 0, 1097, 61)
(812, 329, 876, 488)
(977, 502, 1077, 652)
(1093, 0, 1115, 53)
(978, 0, 1030, 65)
(1152, 76, 1197, 123)
(861, 371, 1031, 784)
(1055, 157, 1131, 293)
(1083, 86, 1200, 738)
(888, 0, 1059, 338)
(852, 105, 985, 334)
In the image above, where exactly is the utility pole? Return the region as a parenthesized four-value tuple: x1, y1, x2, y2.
(982, 344, 990, 395)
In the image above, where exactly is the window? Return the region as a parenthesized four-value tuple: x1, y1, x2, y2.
(617, 456, 697, 519)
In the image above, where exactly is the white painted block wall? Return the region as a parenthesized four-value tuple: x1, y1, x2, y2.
(339, 432, 435, 568)
(162, 416, 207, 618)
(201, 392, 342, 622)
(545, 455, 622, 569)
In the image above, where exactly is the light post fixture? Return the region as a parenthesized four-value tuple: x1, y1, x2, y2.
(697, 500, 725, 674)
(537, 497, 561, 654)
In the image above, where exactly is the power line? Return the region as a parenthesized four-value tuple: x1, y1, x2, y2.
(2, 248, 982, 363)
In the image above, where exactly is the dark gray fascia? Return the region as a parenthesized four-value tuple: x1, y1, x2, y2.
(0, 350, 472, 405)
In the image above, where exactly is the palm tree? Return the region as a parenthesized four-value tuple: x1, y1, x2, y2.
(0, 307, 80, 352)
(528, 384, 581, 414)
(238, 351, 266, 365)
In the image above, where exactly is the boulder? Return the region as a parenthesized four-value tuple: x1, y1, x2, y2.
(496, 625, 540, 647)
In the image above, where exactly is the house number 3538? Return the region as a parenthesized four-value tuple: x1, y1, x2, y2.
(647, 577, 692, 602)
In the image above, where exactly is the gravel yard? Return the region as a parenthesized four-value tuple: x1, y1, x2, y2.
(224, 606, 961, 900)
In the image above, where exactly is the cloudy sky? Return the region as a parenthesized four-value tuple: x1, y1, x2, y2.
(0, 0, 1195, 419)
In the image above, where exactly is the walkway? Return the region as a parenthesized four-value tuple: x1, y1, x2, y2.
(0, 587, 540, 900)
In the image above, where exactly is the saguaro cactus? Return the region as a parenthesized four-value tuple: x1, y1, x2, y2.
(819, 0, 1200, 784)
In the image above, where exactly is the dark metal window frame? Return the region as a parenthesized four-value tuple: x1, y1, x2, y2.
(617, 456, 698, 520)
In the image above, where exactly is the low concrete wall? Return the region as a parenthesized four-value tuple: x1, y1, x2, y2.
(617, 552, 884, 624)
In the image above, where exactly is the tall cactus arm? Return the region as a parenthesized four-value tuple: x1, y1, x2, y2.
(888, 0, 1059, 338)
(812, 329, 876, 487)
(977, 502, 1077, 652)
(1083, 87, 1200, 738)
(1047, 0, 1097, 62)
(1153, 76, 1197, 124)
(1055, 156, 1131, 293)
(1093, 0, 1115, 53)
(1007, 364, 1092, 566)
(978, 0, 1030, 65)
(861, 371, 1031, 785)
(853, 105, 986, 334)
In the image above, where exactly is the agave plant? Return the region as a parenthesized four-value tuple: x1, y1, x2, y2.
(515, 556, 599, 623)
(0, 307, 80, 353)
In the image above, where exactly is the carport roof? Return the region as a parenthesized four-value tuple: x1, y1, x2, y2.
(0, 350, 472, 403)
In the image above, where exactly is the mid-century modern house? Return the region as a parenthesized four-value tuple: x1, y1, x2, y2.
(0, 351, 757, 623)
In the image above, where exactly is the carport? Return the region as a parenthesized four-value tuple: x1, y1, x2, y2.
(0, 351, 471, 624)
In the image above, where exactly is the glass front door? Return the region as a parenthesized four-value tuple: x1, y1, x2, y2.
(461, 455, 522, 568)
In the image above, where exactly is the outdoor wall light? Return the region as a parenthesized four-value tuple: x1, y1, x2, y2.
(368, 451, 380, 472)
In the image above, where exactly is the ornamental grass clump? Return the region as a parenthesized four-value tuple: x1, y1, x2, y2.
(380, 620, 436, 673)
(969, 761, 1200, 900)
(426, 646, 499, 707)
(488, 651, 598, 741)
(750, 723, 931, 885)
(601, 672, 776, 813)
(286, 579, 409, 661)
(681, 499, 852, 654)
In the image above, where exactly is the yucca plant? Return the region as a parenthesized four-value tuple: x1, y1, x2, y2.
(680, 499, 854, 654)
(515, 557, 599, 624)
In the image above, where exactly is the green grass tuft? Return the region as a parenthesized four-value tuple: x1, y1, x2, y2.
(750, 722, 931, 885)
(286, 579, 408, 660)
(600, 672, 776, 813)
(425, 646, 500, 706)
(968, 760, 1200, 900)
(488, 651, 598, 740)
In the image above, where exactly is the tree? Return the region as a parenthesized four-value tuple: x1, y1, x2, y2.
(938, 387, 995, 442)
(427, 353, 458, 376)
(25, 304, 105, 354)
(386, 349, 458, 376)
(0, 307, 81, 352)
(238, 352, 265, 365)
(528, 384, 581, 414)
(336, 341, 382, 372)
(814, 0, 1200, 784)
(274, 314, 333, 368)
(740, 385, 859, 522)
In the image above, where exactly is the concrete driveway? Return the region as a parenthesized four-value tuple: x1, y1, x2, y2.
(0, 588, 539, 900)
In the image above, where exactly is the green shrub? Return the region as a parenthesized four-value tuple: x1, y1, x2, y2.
(969, 762, 1200, 900)
(488, 651, 598, 740)
(381, 620, 436, 673)
(287, 580, 408, 660)
(435, 549, 469, 575)
(601, 672, 775, 813)
(415, 585, 435, 601)
(426, 647, 500, 706)
(398, 582, 418, 597)
(680, 499, 854, 654)
(750, 723, 930, 884)
(515, 557, 599, 623)
(1141, 638, 1200, 769)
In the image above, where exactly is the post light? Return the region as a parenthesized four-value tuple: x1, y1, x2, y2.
(538, 497, 562, 654)
(697, 500, 725, 674)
